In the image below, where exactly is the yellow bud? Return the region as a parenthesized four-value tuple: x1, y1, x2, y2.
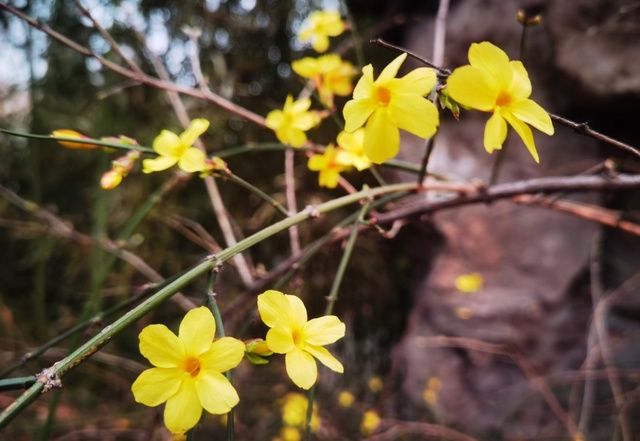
(360, 410, 381, 436)
(100, 169, 124, 190)
(51, 129, 98, 149)
(338, 390, 355, 408)
(368, 376, 383, 392)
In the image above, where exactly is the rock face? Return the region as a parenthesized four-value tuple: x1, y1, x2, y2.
(391, 0, 640, 438)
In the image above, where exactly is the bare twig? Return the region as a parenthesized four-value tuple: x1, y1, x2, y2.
(550, 113, 640, 160)
(375, 174, 640, 223)
(370, 38, 451, 76)
(285, 149, 301, 256)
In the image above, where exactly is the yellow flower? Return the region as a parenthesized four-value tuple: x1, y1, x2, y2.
(298, 10, 345, 53)
(142, 118, 209, 173)
(368, 376, 383, 392)
(258, 290, 345, 389)
(265, 96, 321, 147)
(292, 54, 357, 107)
(336, 129, 371, 171)
(338, 390, 355, 408)
(454, 272, 483, 293)
(51, 129, 99, 149)
(281, 392, 320, 430)
(131, 307, 245, 436)
(307, 145, 347, 188)
(446, 41, 554, 163)
(343, 53, 440, 164)
(280, 427, 302, 441)
(360, 410, 381, 436)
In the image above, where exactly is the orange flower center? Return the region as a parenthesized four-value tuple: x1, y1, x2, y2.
(292, 328, 305, 348)
(182, 356, 201, 377)
(375, 86, 391, 106)
(495, 90, 512, 107)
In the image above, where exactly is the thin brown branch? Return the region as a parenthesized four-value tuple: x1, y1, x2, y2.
(515, 195, 640, 236)
(432, 0, 450, 67)
(416, 336, 580, 439)
(375, 173, 640, 224)
(370, 38, 450, 76)
(550, 113, 640, 159)
(364, 420, 479, 441)
(0, 3, 265, 127)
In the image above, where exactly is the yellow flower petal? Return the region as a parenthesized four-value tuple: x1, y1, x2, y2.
(139, 324, 185, 367)
(508, 61, 532, 99)
(131, 367, 182, 406)
(468, 41, 513, 90)
(142, 156, 178, 174)
(153, 130, 183, 157)
(163, 380, 203, 434)
(502, 110, 539, 163)
(484, 111, 507, 153)
(291, 57, 319, 78)
(266, 326, 295, 354)
(318, 168, 341, 188)
(200, 337, 245, 372)
(285, 347, 318, 389)
(312, 35, 330, 53)
(286, 295, 308, 327)
(290, 97, 311, 114)
(258, 290, 292, 328)
(278, 127, 307, 147)
(343, 98, 376, 133)
(363, 108, 400, 164)
(178, 148, 207, 173)
(353, 65, 375, 99)
(293, 112, 320, 131)
(507, 99, 554, 135)
(389, 94, 439, 139)
(195, 370, 239, 414)
(446, 65, 499, 111)
(390, 67, 437, 96)
(377, 52, 407, 84)
(179, 118, 210, 147)
(265, 110, 284, 130)
(307, 153, 327, 171)
(304, 344, 344, 373)
(177, 307, 215, 356)
(304, 316, 345, 345)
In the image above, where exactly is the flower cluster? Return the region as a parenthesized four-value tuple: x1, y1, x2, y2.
(298, 10, 345, 53)
(292, 54, 357, 108)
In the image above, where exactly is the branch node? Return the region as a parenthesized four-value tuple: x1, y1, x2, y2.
(37, 365, 62, 392)
(304, 205, 321, 219)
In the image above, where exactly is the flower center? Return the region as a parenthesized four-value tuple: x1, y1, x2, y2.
(375, 86, 391, 106)
(292, 328, 305, 348)
(182, 356, 201, 377)
(495, 90, 512, 107)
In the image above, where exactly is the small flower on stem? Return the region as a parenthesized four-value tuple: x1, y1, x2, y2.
(343, 53, 440, 164)
(131, 307, 244, 437)
(292, 54, 357, 108)
(298, 10, 345, 53)
(257, 290, 345, 389)
(265, 96, 321, 147)
(307, 145, 347, 189)
(100, 150, 140, 190)
(142, 118, 210, 173)
(446, 41, 554, 163)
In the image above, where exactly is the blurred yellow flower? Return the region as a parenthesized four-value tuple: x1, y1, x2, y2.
(338, 390, 355, 408)
(455, 272, 483, 293)
(292, 54, 357, 107)
(307, 145, 347, 188)
(281, 392, 320, 431)
(368, 376, 383, 392)
(360, 410, 381, 435)
(258, 290, 345, 389)
(265, 96, 321, 147)
(336, 128, 371, 171)
(422, 376, 442, 406)
(343, 53, 439, 164)
(298, 10, 345, 53)
(131, 307, 244, 436)
(51, 129, 98, 149)
(142, 118, 209, 173)
(280, 426, 302, 441)
(446, 41, 554, 163)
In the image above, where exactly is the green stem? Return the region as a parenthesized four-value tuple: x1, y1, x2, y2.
(0, 183, 416, 429)
(0, 377, 36, 391)
(223, 172, 288, 217)
(369, 166, 387, 186)
(303, 387, 316, 441)
(417, 136, 437, 185)
(0, 128, 154, 153)
(324, 199, 369, 316)
(488, 144, 509, 185)
(340, 0, 365, 67)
